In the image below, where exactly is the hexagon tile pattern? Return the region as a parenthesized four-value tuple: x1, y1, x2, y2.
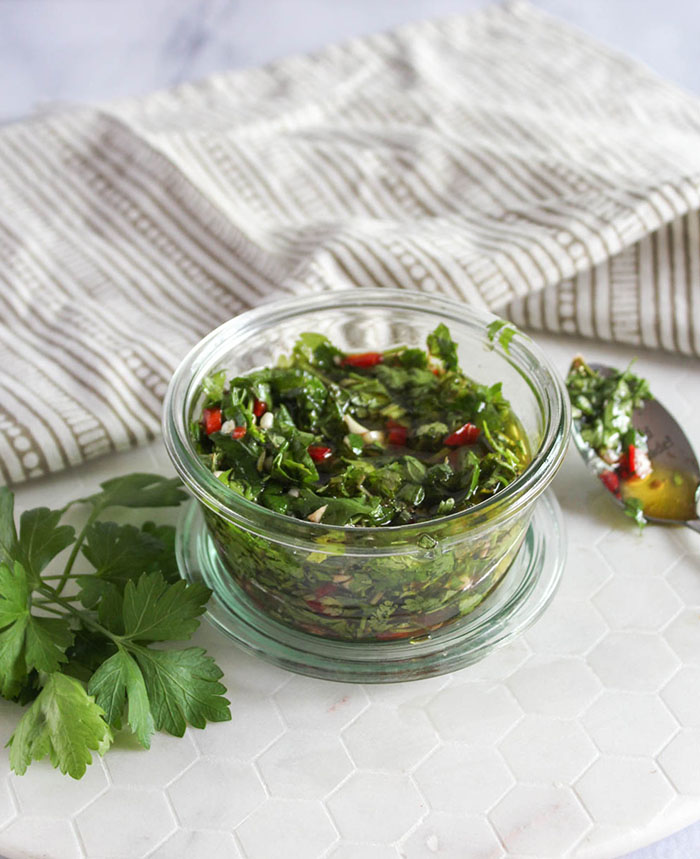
(1, 338, 700, 859)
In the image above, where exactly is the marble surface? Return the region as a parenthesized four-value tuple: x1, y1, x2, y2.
(1, 2, 700, 857)
(1, 332, 700, 859)
(3, 0, 700, 124)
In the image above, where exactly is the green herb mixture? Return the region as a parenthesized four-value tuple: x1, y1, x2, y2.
(190, 324, 533, 642)
(566, 356, 652, 483)
(567, 357, 699, 530)
(566, 356, 653, 529)
(192, 324, 529, 527)
(566, 356, 652, 466)
(0, 474, 230, 779)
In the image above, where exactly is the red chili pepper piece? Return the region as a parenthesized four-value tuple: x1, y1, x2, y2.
(341, 352, 384, 369)
(376, 629, 411, 641)
(308, 444, 333, 462)
(386, 419, 404, 429)
(305, 597, 337, 616)
(599, 470, 620, 494)
(231, 425, 246, 439)
(202, 407, 222, 435)
(444, 422, 480, 447)
(619, 445, 651, 481)
(314, 582, 336, 598)
(388, 426, 408, 445)
(253, 399, 267, 418)
(618, 448, 634, 480)
(300, 623, 328, 636)
(305, 599, 326, 615)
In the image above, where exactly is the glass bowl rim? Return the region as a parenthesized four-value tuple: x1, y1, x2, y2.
(163, 288, 571, 547)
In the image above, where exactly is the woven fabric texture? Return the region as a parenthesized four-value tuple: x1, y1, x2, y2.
(2, 1, 700, 483)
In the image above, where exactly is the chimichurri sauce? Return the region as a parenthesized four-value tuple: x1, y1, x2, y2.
(566, 355, 698, 527)
(620, 465, 698, 521)
(192, 324, 529, 527)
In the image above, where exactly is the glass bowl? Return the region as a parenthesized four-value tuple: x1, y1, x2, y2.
(163, 289, 570, 644)
(176, 489, 566, 682)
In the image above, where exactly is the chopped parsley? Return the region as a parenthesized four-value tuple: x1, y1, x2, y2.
(486, 318, 520, 354)
(623, 496, 647, 532)
(189, 324, 533, 642)
(566, 356, 652, 465)
(567, 356, 653, 530)
(192, 324, 529, 528)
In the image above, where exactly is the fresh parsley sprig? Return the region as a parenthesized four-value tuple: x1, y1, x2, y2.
(0, 473, 231, 779)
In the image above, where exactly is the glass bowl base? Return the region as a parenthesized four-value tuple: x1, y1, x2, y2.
(176, 490, 566, 683)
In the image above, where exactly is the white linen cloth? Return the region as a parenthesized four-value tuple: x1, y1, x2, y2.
(2, 0, 700, 484)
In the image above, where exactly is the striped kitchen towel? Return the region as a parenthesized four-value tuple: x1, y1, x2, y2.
(1, 1, 700, 484)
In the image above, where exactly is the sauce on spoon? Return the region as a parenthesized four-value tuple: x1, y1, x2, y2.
(567, 356, 700, 529)
(620, 465, 698, 521)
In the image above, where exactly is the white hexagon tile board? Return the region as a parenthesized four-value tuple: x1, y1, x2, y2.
(0, 332, 699, 859)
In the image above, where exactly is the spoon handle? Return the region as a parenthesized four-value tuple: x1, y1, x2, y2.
(684, 520, 700, 534)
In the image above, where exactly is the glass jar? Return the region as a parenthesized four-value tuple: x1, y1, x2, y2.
(163, 290, 570, 643)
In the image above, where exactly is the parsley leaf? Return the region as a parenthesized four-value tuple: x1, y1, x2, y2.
(0, 473, 229, 779)
(95, 582, 125, 634)
(82, 522, 166, 583)
(426, 323, 459, 371)
(88, 650, 155, 748)
(486, 318, 520, 353)
(0, 620, 28, 700)
(77, 576, 121, 614)
(25, 616, 74, 674)
(132, 646, 231, 735)
(0, 562, 73, 673)
(82, 473, 188, 511)
(0, 561, 29, 627)
(62, 628, 117, 684)
(624, 497, 647, 532)
(120, 573, 211, 642)
(15, 508, 75, 584)
(8, 673, 112, 779)
(0, 487, 17, 566)
(140, 522, 179, 582)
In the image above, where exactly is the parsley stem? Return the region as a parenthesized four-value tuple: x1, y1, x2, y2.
(38, 585, 120, 644)
(32, 603, 69, 618)
(53, 506, 101, 597)
(35, 595, 80, 604)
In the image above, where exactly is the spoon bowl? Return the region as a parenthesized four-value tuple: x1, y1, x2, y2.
(571, 362, 700, 532)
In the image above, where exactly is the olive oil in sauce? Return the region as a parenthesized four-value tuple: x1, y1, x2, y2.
(621, 465, 699, 521)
